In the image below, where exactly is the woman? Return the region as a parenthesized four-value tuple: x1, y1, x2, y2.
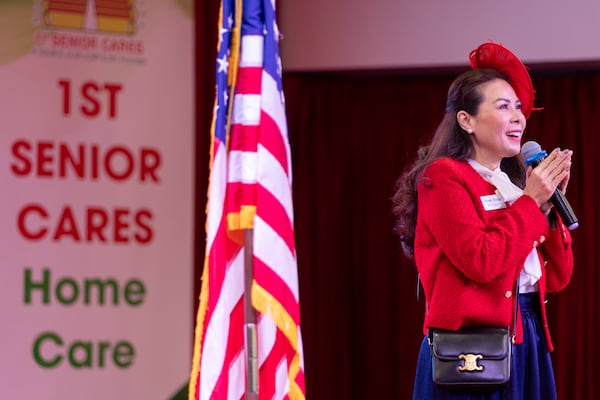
(392, 42, 574, 399)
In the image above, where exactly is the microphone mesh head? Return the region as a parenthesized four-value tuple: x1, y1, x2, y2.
(521, 141, 542, 160)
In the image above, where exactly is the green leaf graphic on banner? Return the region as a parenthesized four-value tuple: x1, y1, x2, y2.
(168, 380, 189, 400)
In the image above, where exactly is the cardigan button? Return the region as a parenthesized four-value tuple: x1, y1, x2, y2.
(539, 235, 546, 243)
(533, 240, 539, 247)
(505, 291, 513, 298)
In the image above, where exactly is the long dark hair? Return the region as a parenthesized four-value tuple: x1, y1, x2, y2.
(391, 68, 527, 259)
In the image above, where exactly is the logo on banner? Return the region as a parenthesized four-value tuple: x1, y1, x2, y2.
(42, 0, 137, 34)
(31, 0, 147, 64)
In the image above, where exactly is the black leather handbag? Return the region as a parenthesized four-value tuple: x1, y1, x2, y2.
(429, 326, 511, 389)
(428, 285, 518, 390)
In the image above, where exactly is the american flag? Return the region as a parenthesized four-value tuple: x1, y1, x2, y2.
(189, 0, 306, 399)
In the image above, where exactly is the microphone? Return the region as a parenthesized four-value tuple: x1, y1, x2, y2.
(521, 141, 579, 230)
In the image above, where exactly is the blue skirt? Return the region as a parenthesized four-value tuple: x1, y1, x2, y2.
(412, 293, 557, 400)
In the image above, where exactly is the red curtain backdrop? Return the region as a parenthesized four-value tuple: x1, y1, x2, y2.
(194, 0, 217, 323)
(281, 69, 600, 399)
(196, 6, 600, 399)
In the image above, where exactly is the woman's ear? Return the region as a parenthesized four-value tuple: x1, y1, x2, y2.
(456, 110, 473, 133)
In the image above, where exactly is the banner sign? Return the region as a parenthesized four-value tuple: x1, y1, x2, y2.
(0, 1, 194, 398)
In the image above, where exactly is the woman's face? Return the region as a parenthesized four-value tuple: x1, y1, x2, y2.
(461, 78, 526, 169)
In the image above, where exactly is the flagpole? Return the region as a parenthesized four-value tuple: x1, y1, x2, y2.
(244, 228, 259, 399)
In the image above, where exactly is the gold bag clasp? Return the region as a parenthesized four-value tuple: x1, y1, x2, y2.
(458, 353, 484, 372)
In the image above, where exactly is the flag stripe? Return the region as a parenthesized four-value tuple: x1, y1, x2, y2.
(256, 184, 295, 255)
(229, 124, 259, 152)
(235, 67, 263, 93)
(232, 94, 261, 125)
(259, 71, 291, 175)
(258, 328, 287, 399)
(259, 110, 290, 176)
(257, 144, 294, 222)
(204, 297, 244, 399)
(253, 215, 299, 299)
(205, 207, 244, 314)
(227, 151, 258, 182)
(204, 143, 227, 251)
(254, 256, 300, 324)
(199, 252, 244, 398)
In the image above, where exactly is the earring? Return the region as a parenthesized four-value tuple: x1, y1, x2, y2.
(466, 129, 473, 135)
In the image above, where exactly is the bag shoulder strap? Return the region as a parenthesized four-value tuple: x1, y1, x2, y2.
(419, 272, 520, 341)
(511, 280, 520, 343)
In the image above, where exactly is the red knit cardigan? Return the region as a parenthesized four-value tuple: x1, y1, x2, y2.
(415, 158, 574, 351)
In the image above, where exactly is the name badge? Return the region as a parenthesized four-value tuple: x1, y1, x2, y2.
(480, 194, 506, 211)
